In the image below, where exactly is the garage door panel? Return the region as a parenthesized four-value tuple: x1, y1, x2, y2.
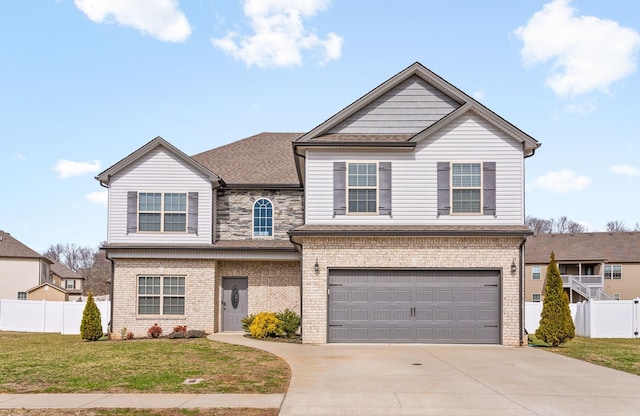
(328, 269, 500, 343)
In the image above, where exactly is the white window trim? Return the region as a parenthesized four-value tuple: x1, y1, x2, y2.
(252, 197, 275, 239)
(450, 161, 483, 215)
(137, 275, 186, 316)
(346, 161, 379, 215)
(65, 280, 76, 289)
(532, 265, 541, 280)
(604, 265, 622, 279)
(138, 192, 188, 233)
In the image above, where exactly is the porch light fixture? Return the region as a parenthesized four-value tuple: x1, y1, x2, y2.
(511, 258, 517, 275)
(314, 258, 319, 273)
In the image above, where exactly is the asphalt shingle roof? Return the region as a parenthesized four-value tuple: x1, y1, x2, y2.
(0, 230, 51, 261)
(192, 132, 302, 186)
(525, 232, 640, 264)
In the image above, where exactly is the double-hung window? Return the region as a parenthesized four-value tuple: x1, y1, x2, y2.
(138, 192, 186, 232)
(532, 293, 541, 302)
(65, 280, 76, 290)
(17, 292, 27, 300)
(347, 162, 377, 214)
(532, 265, 541, 280)
(451, 163, 481, 213)
(604, 265, 622, 279)
(138, 276, 185, 315)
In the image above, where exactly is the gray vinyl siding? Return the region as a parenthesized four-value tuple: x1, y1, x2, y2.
(107, 147, 213, 244)
(329, 75, 460, 134)
(305, 113, 524, 225)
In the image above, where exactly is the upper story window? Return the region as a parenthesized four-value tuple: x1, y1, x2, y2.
(532, 265, 541, 280)
(18, 292, 27, 300)
(451, 163, 481, 213)
(253, 198, 273, 237)
(437, 161, 495, 217)
(604, 265, 622, 279)
(138, 192, 186, 232)
(348, 162, 378, 213)
(65, 280, 76, 289)
(333, 161, 391, 216)
(127, 191, 198, 235)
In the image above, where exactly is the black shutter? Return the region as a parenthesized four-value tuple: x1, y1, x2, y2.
(378, 162, 392, 215)
(437, 162, 450, 216)
(188, 192, 198, 234)
(127, 191, 138, 234)
(483, 162, 496, 217)
(333, 162, 346, 216)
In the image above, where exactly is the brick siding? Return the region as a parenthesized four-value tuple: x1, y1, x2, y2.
(299, 236, 524, 346)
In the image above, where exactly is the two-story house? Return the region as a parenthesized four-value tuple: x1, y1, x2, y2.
(0, 230, 52, 300)
(97, 62, 540, 345)
(525, 232, 640, 303)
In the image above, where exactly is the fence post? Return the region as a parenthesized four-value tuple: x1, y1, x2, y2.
(634, 298, 639, 338)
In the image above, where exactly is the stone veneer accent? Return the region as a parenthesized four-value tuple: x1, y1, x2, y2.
(217, 189, 303, 240)
(112, 258, 300, 337)
(299, 236, 524, 346)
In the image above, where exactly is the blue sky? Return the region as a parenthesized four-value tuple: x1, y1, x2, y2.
(1, 0, 639, 252)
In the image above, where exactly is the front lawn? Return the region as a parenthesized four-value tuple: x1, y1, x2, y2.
(530, 335, 640, 376)
(0, 332, 290, 394)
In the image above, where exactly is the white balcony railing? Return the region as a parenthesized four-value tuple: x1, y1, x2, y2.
(561, 274, 603, 287)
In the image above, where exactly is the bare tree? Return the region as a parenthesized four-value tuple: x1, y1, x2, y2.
(635, 223, 640, 232)
(81, 246, 111, 296)
(43, 243, 96, 272)
(526, 216, 553, 234)
(526, 215, 587, 234)
(606, 220, 629, 232)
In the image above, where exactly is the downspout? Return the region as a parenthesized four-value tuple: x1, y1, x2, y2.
(519, 237, 527, 346)
(289, 234, 304, 340)
(106, 251, 115, 335)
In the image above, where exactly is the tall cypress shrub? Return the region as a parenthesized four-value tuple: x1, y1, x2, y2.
(80, 292, 103, 341)
(535, 252, 575, 346)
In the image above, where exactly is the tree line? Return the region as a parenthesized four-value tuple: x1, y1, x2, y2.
(42, 243, 111, 296)
(525, 216, 640, 234)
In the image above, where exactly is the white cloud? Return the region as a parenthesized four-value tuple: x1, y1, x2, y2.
(562, 99, 597, 115)
(530, 170, 591, 193)
(211, 0, 343, 68)
(52, 160, 101, 179)
(514, 0, 640, 97)
(611, 164, 640, 176)
(13, 153, 27, 161)
(74, 0, 191, 43)
(473, 90, 485, 100)
(86, 190, 108, 205)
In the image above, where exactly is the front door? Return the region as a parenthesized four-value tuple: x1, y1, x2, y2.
(222, 277, 248, 331)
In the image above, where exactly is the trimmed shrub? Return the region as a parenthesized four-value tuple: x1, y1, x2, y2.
(536, 252, 575, 347)
(148, 323, 163, 338)
(80, 293, 103, 341)
(241, 314, 256, 332)
(275, 309, 300, 338)
(249, 312, 283, 339)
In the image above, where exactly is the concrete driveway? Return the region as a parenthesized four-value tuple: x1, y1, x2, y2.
(211, 333, 640, 415)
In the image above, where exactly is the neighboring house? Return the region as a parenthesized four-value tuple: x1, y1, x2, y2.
(97, 62, 540, 345)
(0, 230, 52, 300)
(50, 260, 84, 299)
(27, 281, 68, 301)
(525, 232, 640, 303)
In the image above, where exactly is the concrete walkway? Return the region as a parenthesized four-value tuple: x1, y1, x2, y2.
(210, 333, 640, 416)
(0, 392, 283, 410)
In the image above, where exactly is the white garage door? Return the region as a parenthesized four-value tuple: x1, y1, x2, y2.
(328, 269, 501, 343)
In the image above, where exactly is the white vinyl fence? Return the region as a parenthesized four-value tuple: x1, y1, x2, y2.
(0, 299, 110, 335)
(526, 299, 640, 338)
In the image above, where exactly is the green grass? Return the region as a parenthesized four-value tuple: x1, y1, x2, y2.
(529, 335, 640, 376)
(0, 332, 290, 394)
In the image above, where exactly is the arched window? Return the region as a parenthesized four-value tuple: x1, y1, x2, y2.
(253, 198, 273, 237)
